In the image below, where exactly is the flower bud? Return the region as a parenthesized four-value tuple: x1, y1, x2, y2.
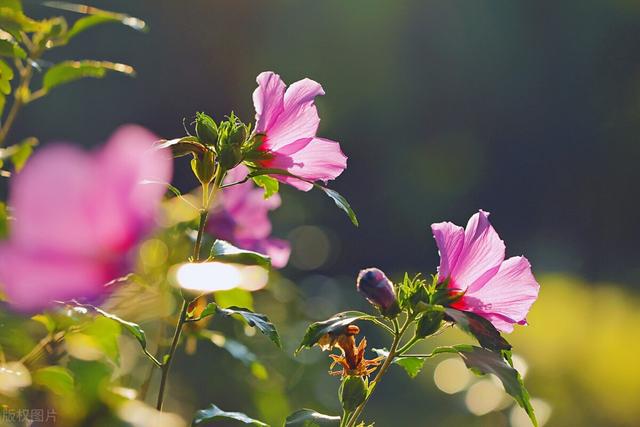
(356, 268, 400, 317)
(191, 150, 216, 185)
(415, 307, 444, 338)
(339, 375, 367, 412)
(195, 112, 218, 146)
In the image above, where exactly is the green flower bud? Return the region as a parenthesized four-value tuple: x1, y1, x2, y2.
(228, 123, 247, 147)
(339, 375, 367, 412)
(415, 307, 444, 339)
(190, 150, 216, 185)
(195, 112, 218, 146)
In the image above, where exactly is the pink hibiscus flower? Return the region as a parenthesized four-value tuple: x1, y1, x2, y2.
(207, 165, 290, 268)
(431, 210, 540, 333)
(0, 125, 173, 311)
(252, 71, 347, 191)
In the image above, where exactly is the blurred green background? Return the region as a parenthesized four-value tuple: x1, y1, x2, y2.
(6, 1, 640, 426)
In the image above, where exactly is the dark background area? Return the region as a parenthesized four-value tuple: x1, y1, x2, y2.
(8, 1, 640, 426)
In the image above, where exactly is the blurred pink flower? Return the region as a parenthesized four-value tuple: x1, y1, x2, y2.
(0, 125, 173, 311)
(252, 71, 347, 191)
(207, 165, 290, 268)
(431, 210, 540, 333)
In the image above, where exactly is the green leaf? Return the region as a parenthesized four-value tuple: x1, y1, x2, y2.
(190, 303, 281, 348)
(10, 137, 36, 171)
(252, 174, 279, 199)
(433, 345, 537, 426)
(0, 201, 8, 239)
(193, 404, 268, 426)
(42, 60, 135, 92)
(295, 311, 376, 354)
(32, 366, 74, 396)
(210, 239, 271, 269)
(218, 306, 281, 348)
(71, 303, 161, 366)
(0, 39, 25, 59)
(199, 330, 267, 379)
(0, 59, 14, 95)
(313, 185, 359, 227)
(157, 136, 206, 158)
(0, 5, 42, 35)
(444, 308, 511, 353)
(248, 168, 358, 226)
(43, 1, 147, 37)
(372, 348, 425, 379)
(0, 0, 22, 11)
(284, 409, 340, 427)
(214, 288, 254, 310)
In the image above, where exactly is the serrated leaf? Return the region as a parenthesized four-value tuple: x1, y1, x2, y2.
(248, 168, 358, 226)
(444, 308, 511, 353)
(70, 303, 161, 365)
(193, 404, 268, 426)
(252, 174, 279, 199)
(190, 303, 281, 348)
(0, 39, 25, 58)
(372, 348, 424, 378)
(313, 185, 359, 227)
(433, 345, 537, 426)
(32, 366, 74, 396)
(296, 311, 376, 354)
(42, 60, 135, 92)
(284, 409, 340, 427)
(210, 239, 271, 269)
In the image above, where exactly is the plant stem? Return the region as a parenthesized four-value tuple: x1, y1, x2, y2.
(346, 318, 411, 427)
(155, 167, 225, 411)
(0, 56, 35, 147)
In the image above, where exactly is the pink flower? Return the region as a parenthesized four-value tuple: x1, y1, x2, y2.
(431, 210, 540, 333)
(0, 125, 173, 311)
(252, 71, 347, 191)
(207, 165, 290, 268)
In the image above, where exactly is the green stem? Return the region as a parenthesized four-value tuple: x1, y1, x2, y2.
(0, 54, 37, 147)
(155, 166, 225, 411)
(155, 299, 187, 411)
(396, 335, 420, 355)
(346, 319, 411, 427)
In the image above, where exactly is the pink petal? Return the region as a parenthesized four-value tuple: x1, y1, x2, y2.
(98, 125, 173, 240)
(431, 221, 464, 281)
(208, 165, 282, 241)
(462, 256, 540, 332)
(237, 237, 291, 269)
(253, 71, 286, 134)
(450, 210, 505, 292)
(9, 144, 104, 256)
(264, 78, 323, 151)
(0, 245, 114, 312)
(268, 137, 347, 191)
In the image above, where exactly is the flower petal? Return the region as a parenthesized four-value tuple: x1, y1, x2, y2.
(253, 71, 286, 134)
(0, 245, 114, 312)
(9, 144, 103, 255)
(450, 210, 505, 292)
(97, 125, 173, 251)
(262, 78, 323, 151)
(267, 137, 347, 191)
(431, 221, 465, 281)
(459, 256, 540, 332)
